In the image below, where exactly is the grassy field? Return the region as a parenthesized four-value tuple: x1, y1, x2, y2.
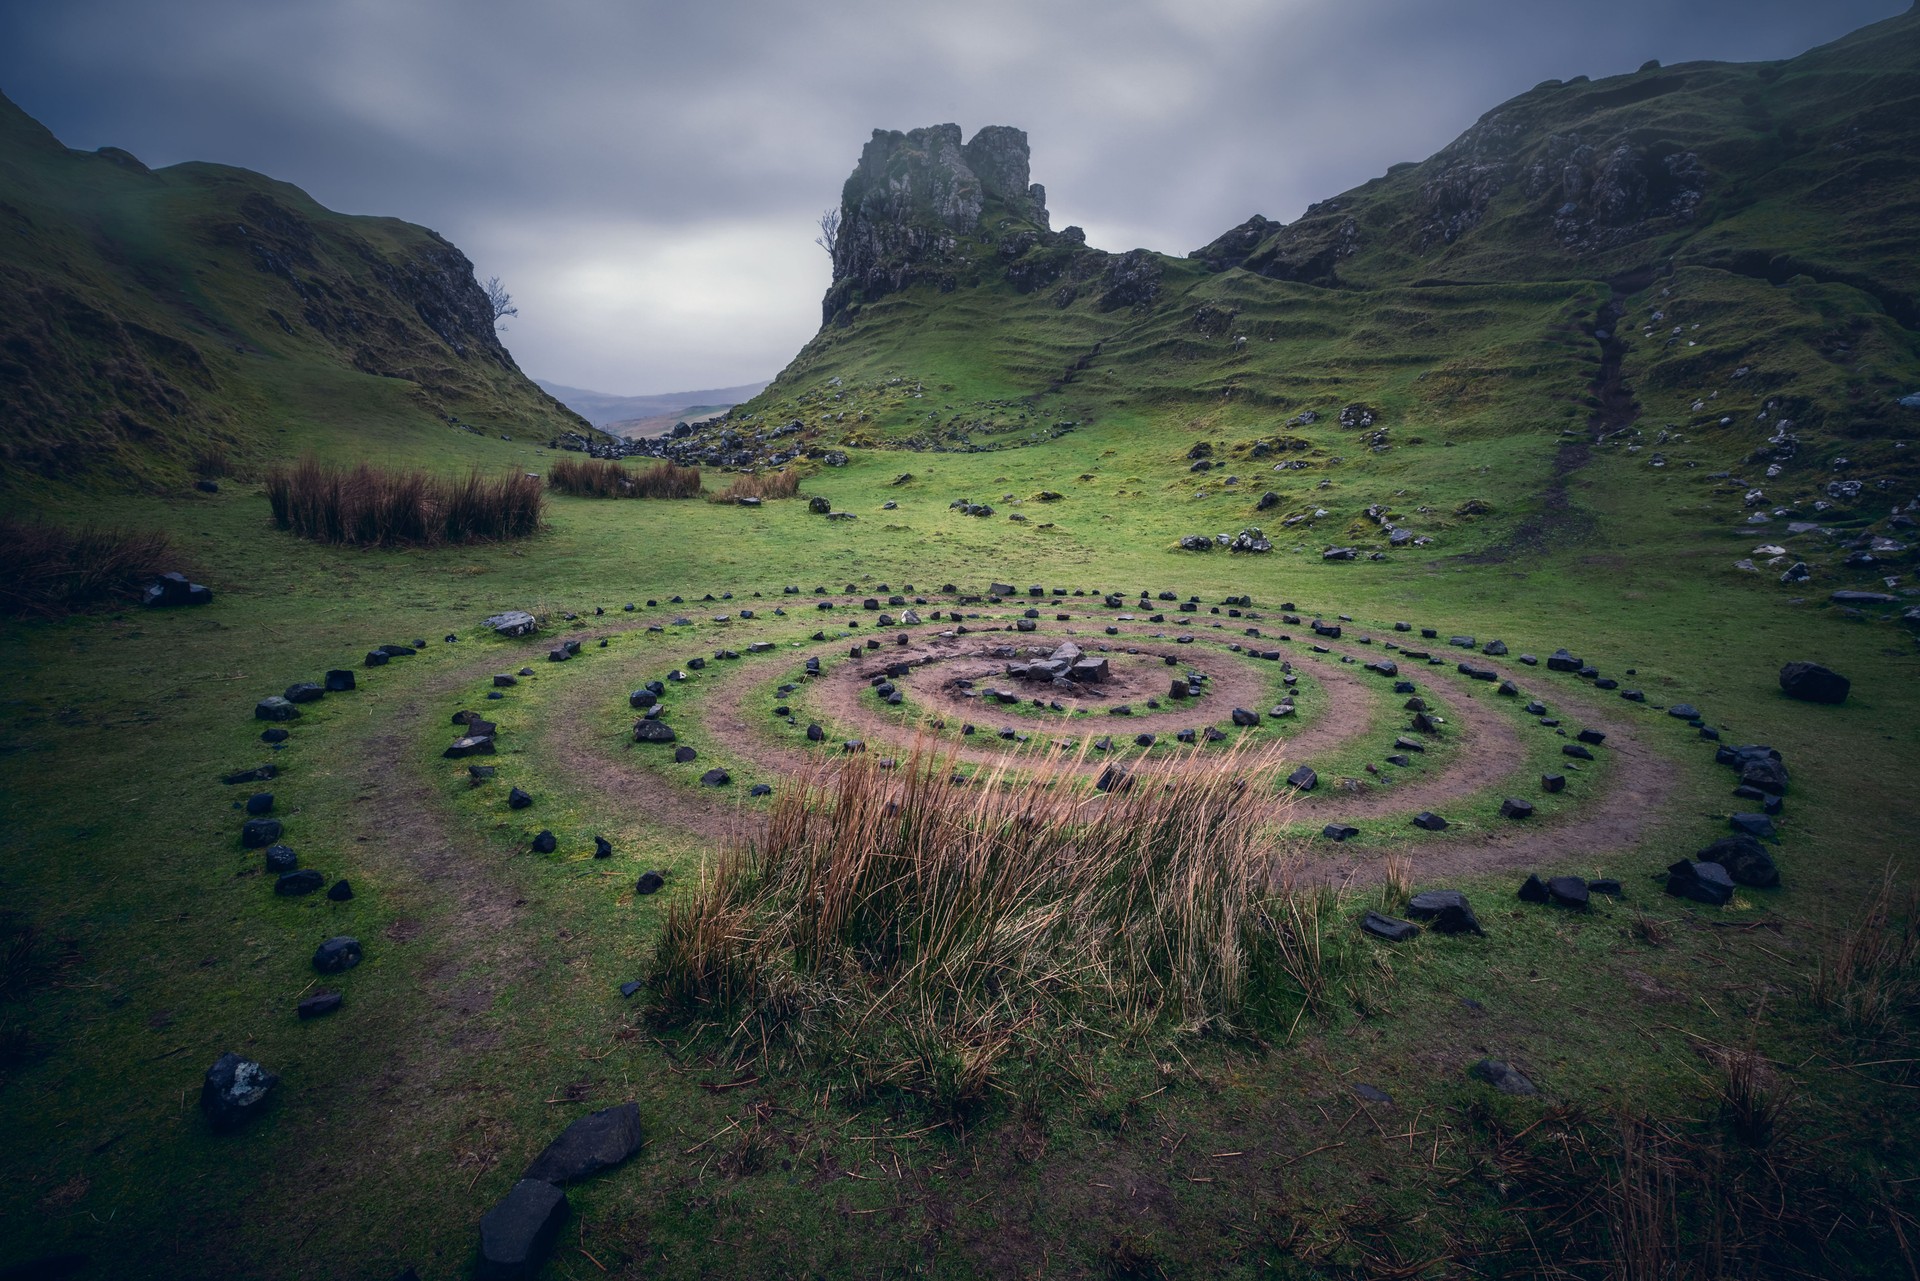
(4, 12, 1920, 1278)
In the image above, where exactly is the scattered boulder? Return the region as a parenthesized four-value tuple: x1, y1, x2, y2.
(1411, 811, 1448, 832)
(699, 768, 731, 787)
(1287, 766, 1318, 791)
(508, 787, 533, 810)
(283, 683, 325, 704)
(485, 611, 540, 638)
(327, 879, 354, 902)
(143, 571, 213, 608)
(1546, 876, 1590, 911)
(1778, 661, 1849, 705)
(240, 818, 283, 848)
(632, 721, 677, 744)
(809, 496, 832, 515)
(1406, 890, 1482, 935)
(274, 869, 324, 897)
(635, 870, 666, 895)
(200, 1052, 278, 1131)
(1499, 798, 1534, 820)
(532, 831, 558, 854)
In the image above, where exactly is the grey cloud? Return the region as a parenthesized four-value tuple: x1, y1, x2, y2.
(1, 0, 1904, 391)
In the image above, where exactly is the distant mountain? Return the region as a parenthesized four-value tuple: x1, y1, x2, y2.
(535, 380, 770, 431)
(0, 89, 593, 487)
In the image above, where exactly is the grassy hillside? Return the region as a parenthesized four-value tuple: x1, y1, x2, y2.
(0, 90, 593, 489)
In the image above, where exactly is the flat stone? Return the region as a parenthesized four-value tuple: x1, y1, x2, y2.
(1287, 766, 1318, 791)
(1730, 812, 1777, 839)
(700, 768, 731, 787)
(254, 696, 300, 722)
(240, 818, 282, 848)
(1778, 661, 1849, 705)
(632, 720, 677, 744)
(522, 1103, 645, 1185)
(1322, 824, 1360, 841)
(1665, 859, 1735, 905)
(1411, 811, 1447, 831)
(1361, 911, 1419, 942)
(1499, 798, 1534, 820)
(1546, 876, 1589, 910)
(1700, 835, 1779, 887)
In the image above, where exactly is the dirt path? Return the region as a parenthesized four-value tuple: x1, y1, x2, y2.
(526, 614, 1682, 883)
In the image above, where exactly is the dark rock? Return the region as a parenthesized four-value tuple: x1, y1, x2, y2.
(522, 1103, 645, 1185)
(1778, 661, 1849, 705)
(508, 787, 533, 810)
(632, 720, 677, 744)
(1576, 729, 1606, 745)
(297, 991, 342, 1020)
(593, 836, 613, 859)
(445, 735, 496, 759)
(1361, 911, 1419, 943)
(1353, 1083, 1393, 1103)
(1546, 876, 1589, 910)
(1541, 773, 1566, 793)
(1518, 874, 1550, 904)
(1095, 764, 1132, 794)
(1499, 798, 1534, 820)
(200, 1052, 279, 1131)
(1730, 813, 1777, 839)
(1668, 704, 1700, 720)
(240, 818, 282, 848)
(1665, 859, 1735, 905)
(1561, 744, 1594, 761)
(477, 1179, 569, 1281)
(275, 869, 324, 896)
(1589, 879, 1623, 896)
(260, 727, 289, 744)
(1699, 835, 1779, 887)
(635, 870, 665, 895)
(1322, 824, 1360, 841)
(284, 683, 326, 704)
(700, 768, 731, 787)
(326, 879, 354, 901)
(1469, 1059, 1537, 1096)
(264, 843, 298, 873)
(1411, 811, 1447, 831)
(244, 792, 274, 816)
(1740, 757, 1789, 795)
(312, 936, 362, 973)
(221, 764, 277, 785)
(1288, 766, 1318, 791)
(254, 696, 301, 722)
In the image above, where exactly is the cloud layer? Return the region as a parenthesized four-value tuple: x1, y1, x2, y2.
(1, 0, 1904, 393)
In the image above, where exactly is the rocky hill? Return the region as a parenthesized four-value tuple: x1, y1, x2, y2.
(684, 7, 1919, 579)
(0, 90, 592, 486)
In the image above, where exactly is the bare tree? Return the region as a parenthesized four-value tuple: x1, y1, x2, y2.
(483, 276, 518, 329)
(814, 207, 841, 257)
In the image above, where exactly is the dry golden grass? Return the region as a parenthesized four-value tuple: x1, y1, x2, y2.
(264, 456, 543, 546)
(547, 456, 701, 499)
(709, 470, 801, 503)
(0, 519, 178, 617)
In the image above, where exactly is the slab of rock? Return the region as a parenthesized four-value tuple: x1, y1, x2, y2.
(700, 768, 731, 787)
(1778, 661, 1849, 704)
(1469, 1059, 1537, 1096)
(1322, 824, 1360, 841)
(1499, 798, 1534, 820)
(445, 735, 496, 759)
(1361, 911, 1419, 942)
(1730, 812, 1777, 839)
(201, 1052, 278, 1131)
(324, 669, 356, 692)
(1411, 811, 1447, 832)
(485, 611, 540, 637)
(632, 720, 677, 744)
(477, 1179, 569, 1281)
(1287, 766, 1318, 791)
(522, 1102, 645, 1184)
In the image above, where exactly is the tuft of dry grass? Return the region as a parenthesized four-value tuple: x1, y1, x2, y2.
(0, 520, 178, 617)
(264, 456, 543, 546)
(648, 741, 1338, 1119)
(709, 470, 801, 503)
(547, 456, 701, 499)
(1810, 863, 1920, 1039)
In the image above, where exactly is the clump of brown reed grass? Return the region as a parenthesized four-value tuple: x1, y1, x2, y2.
(708, 470, 801, 503)
(647, 741, 1374, 1120)
(263, 456, 543, 546)
(1810, 863, 1920, 1039)
(0, 519, 178, 617)
(547, 456, 701, 499)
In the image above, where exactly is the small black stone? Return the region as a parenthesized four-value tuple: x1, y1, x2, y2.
(531, 830, 557, 854)
(327, 879, 354, 902)
(508, 787, 533, 810)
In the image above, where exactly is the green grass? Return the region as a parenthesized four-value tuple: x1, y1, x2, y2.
(4, 11, 1920, 1278)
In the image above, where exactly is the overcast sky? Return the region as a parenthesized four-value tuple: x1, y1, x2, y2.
(1, 0, 1906, 395)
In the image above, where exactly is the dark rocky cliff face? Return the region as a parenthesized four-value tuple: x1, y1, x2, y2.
(825, 123, 1054, 322)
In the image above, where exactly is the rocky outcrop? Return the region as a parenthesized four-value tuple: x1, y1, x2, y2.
(825, 124, 1053, 322)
